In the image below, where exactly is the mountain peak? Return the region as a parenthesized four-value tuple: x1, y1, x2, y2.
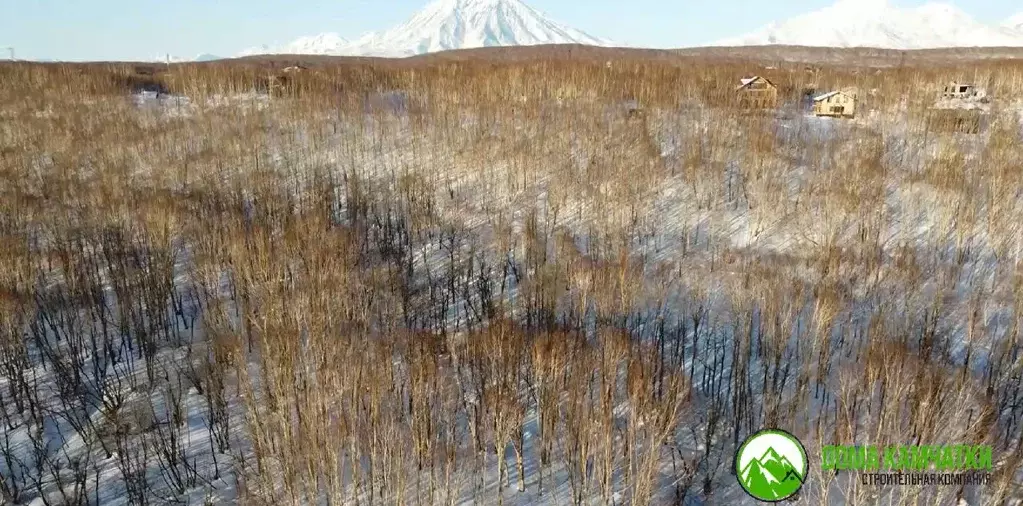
(240, 32, 349, 56)
(353, 0, 609, 56)
(761, 447, 783, 462)
(740, 447, 803, 500)
(437, 0, 515, 6)
(1006, 12, 1023, 30)
(238, 0, 607, 58)
(716, 0, 1023, 49)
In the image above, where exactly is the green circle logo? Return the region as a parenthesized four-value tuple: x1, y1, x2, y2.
(735, 429, 807, 502)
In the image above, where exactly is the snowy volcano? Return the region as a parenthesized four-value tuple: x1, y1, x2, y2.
(238, 0, 609, 58)
(715, 0, 1023, 49)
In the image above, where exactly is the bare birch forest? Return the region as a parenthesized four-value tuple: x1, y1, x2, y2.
(1, 55, 1023, 505)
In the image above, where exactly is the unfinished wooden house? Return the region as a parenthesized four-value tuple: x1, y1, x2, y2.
(812, 89, 857, 118)
(941, 82, 978, 100)
(735, 76, 778, 110)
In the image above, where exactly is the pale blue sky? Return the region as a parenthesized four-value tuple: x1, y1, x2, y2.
(0, 0, 1018, 61)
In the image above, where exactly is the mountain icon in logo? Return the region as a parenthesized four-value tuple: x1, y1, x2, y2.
(736, 429, 807, 501)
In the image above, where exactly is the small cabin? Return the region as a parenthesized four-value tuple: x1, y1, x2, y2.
(942, 82, 978, 100)
(812, 89, 857, 118)
(735, 76, 778, 110)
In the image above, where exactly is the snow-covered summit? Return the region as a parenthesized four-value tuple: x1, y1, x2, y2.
(343, 0, 610, 57)
(715, 0, 1023, 49)
(238, 0, 609, 58)
(1005, 12, 1023, 31)
(146, 53, 224, 63)
(239, 33, 350, 57)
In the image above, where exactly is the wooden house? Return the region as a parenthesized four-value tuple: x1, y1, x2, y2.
(735, 76, 778, 109)
(812, 89, 857, 118)
(941, 82, 978, 100)
(929, 81, 986, 133)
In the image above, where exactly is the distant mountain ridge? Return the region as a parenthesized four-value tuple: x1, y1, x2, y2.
(239, 33, 349, 57)
(1006, 12, 1023, 31)
(147, 53, 223, 63)
(237, 0, 610, 58)
(716, 0, 1023, 49)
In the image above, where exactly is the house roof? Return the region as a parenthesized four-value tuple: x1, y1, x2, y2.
(813, 89, 856, 101)
(736, 76, 775, 91)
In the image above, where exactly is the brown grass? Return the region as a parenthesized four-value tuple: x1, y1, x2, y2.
(1, 52, 1022, 505)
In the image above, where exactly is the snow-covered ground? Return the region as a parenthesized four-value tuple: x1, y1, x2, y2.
(131, 90, 270, 118)
(3, 88, 1023, 506)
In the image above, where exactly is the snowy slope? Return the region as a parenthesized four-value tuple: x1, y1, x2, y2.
(342, 0, 610, 57)
(238, 0, 609, 58)
(716, 0, 1023, 49)
(239, 33, 350, 56)
(1006, 12, 1023, 31)
(147, 54, 225, 63)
